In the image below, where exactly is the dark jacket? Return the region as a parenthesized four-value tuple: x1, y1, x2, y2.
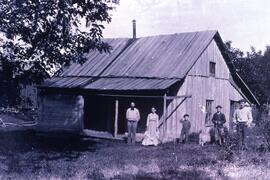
(212, 112, 226, 128)
(180, 119, 191, 132)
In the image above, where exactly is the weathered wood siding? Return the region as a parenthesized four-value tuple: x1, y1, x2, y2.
(20, 84, 37, 109)
(161, 40, 244, 140)
(159, 84, 187, 140)
(37, 92, 84, 131)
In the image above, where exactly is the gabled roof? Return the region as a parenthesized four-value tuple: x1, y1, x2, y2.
(59, 30, 216, 79)
(101, 31, 216, 78)
(41, 30, 259, 105)
(61, 38, 132, 77)
(43, 31, 217, 91)
(41, 77, 179, 91)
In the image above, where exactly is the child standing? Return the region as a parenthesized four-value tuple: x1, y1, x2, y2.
(179, 114, 191, 143)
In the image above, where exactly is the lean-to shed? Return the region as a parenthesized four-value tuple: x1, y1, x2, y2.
(37, 30, 259, 142)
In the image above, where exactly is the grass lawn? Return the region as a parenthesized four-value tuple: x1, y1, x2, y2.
(0, 129, 269, 180)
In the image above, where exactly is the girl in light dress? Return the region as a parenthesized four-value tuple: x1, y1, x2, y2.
(142, 107, 159, 146)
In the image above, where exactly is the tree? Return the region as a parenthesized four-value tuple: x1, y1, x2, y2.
(224, 41, 244, 61)
(225, 41, 270, 104)
(264, 45, 270, 59)
(0, 0, 117, 83)
(246, 46, 262, 59)
(0, 0, 118, 107)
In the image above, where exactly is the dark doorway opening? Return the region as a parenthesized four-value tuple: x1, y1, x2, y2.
(117, 97, 163, 134)
(84, 96, 115, 134)
(230, 100, 239, 131)
(83, 94, 163, 135)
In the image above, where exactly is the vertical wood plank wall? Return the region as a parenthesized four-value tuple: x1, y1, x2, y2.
(161, 40, 244, 141)
(37, 93, 84, 131)
(20, 85, 38, 109)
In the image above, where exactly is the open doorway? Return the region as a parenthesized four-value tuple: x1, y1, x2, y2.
(83, 95, 163, 135)
(117, 97, 163, 134)
(84, 96, 115, 134)
(230, 100, 239, 131)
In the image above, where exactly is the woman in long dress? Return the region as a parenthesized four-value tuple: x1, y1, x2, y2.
(142, 107, 159, 146)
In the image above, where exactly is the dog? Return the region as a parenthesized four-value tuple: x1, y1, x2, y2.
(199, 127, 211, 146)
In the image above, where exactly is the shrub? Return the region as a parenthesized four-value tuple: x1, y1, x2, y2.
(256, 113, 270, 150)
(219, 132, 239, 162)
(224, 132, 239, 151)
(188, 133, 199, 143)
(86, 168, 106, 180)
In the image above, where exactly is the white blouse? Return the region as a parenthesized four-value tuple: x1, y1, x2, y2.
(146, 113, 159, 126)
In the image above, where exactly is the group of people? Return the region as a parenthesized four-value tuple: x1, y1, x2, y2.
(126, 99, 253, 148)
(212, 99, 253, 147)
(126, 102, 160, 146)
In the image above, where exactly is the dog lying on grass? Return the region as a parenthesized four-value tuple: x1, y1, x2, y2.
(199, 127, 211, 146)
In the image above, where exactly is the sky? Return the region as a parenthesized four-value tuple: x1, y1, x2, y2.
(103, 0, 270, 52)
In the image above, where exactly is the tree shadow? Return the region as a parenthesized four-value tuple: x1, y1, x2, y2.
(0, 130, 103, 174)
(113, 169, 212, 180)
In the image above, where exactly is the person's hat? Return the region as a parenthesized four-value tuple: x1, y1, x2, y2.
(239, 99, 247, 103)
(183, 114, 189, 117)
(216, 105, 222, 109)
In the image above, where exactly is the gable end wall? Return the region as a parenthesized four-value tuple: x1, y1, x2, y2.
(161, 39, 245, 140)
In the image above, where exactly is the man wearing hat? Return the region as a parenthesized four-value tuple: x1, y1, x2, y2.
(233, 99, 253, 149)
(212, 105, 226, 145)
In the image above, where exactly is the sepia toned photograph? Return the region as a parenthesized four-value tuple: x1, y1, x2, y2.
(0, 0, 270, 179)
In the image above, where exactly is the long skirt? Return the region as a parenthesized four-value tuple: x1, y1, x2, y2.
(142, 120, 159, 146)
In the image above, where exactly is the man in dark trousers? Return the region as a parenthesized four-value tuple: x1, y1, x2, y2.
(212, 105, 226, 145)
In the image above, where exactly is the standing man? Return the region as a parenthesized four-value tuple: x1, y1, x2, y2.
(233, 99, 253, 149)
(126, 102, 140, 144)
(212, 105, 226, 145)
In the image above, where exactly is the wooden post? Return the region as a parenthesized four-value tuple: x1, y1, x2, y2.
(114, 99, 119, 138)
(163, 93, 167, 141)
(37, 89, 43, 124)
(172, 99, 175, 138)
(77, 95, 84, 131)
(175, 98, 178, 138)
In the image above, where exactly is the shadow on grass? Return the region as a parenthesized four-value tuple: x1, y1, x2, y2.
(0, 130, 100, 153)
(0, 130, 103, 174)
(112, 169, 212, 180)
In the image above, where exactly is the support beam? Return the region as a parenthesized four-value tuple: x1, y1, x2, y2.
(158, 96, 190, 128)
(172, 99, 176, 138)
(166, 97, 188, 120)
(114, 99, 119, 138)
(85, 93, 191, 99)
(163, 93, 167, 141)
(175, 98, 178, 137)
(37, 89, 43, 125)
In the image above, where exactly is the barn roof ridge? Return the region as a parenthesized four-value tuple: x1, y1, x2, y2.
(52, 75, 182, 80)
(104, 30, 218, 40)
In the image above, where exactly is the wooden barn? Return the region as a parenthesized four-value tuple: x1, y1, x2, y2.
(37, 30, 259, 142)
